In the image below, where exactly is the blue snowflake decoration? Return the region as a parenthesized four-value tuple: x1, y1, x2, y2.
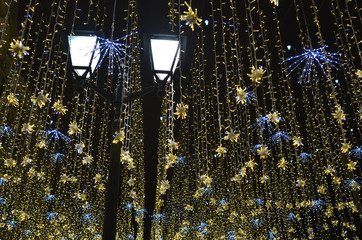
(287, 213, 296, 221)
(310, 200, 325, 212)
(45, 212, 58, 221)
(344, 179, 361, 191)
(0, 125, 13, 138)
(253, 198, 264, 206)
(51, 153, 65, 163)
(45, 129, 71, 144)
(83, 213, 93, 222)
(270, 131, 291, 145)
(283, 46, 344, 83)
(0, 197, 5, 205)
(45, 194, 56, 203)
(298, 152, 312, 162)
(93, 32, 139, 72)
(351, 147, 361, 159)
(251, 218, 261, 227)
(252, 114, 277, 133)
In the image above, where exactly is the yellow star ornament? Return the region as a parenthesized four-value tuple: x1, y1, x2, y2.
(257, 146, 270, 159)
(247, 66, 266, 85)
(332, 105, 346, 124)
(180, 2, 202, 31)
(31, 91, 50, 108)
(53, 100, 68, 115)
(175, 103, 188, 119)
(215, 145, 227, 156)
(7, 93, 19, 107)
(341, 141, 352, 153)
(68, 121, 80, 135)
(9, 39, 30, 58)
(224, 130, 240, 142)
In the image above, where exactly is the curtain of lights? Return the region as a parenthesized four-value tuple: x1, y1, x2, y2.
(0, 0, 144, 239)
(153, 0, 361, 239)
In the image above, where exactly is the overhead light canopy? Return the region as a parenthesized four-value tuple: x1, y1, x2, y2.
(145, 34, 186, 83)
(67, 30, 104, 79)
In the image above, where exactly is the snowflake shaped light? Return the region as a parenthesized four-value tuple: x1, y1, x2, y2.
(53, 100, 68, 115)
(91, 33, 138, 72)
(31, 91, 50, 108)
(247, 66, 266, 85)
(45, 129, 71, 144)
(7, 93, 19, 107)
(180, 2, 202, 31)
(270, 0, 279, 6)
(175, 103, 188, 119)
(235, 87, 255, 105)
(270, 131, 291, 145)
(283, 46, 344, 83)
(9, 39, 30, 58)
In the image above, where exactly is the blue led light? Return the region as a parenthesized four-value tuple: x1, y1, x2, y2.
(283, 46, 344, 83)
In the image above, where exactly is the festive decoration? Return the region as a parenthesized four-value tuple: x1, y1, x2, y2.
(0, 0, 361, 239)
(180, 2, 202, 31)
(9, 39, 29, 58)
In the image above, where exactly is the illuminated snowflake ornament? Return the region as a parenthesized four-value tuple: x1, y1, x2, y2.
(356, 69, 362, 78)
(7, 93, 19, 107)
(215, 145, 227, 156)
(283, 46, 344, 83)
(31, 91, 50, 108)
(235, 87, 255, 105)
(247, 66, 266, 85)
(84, 32, 138, 73)
(175, 103, 188, 119)
(68, 121, 80, 135)
(53, 100, 68, 115)
(332, 105, 346, 124)
(181, 2, 202, 31)
(9, 39, 30, 58)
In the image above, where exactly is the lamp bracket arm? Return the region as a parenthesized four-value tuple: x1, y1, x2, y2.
(83, 82, 115, 102)
(124, 84, 157, 102)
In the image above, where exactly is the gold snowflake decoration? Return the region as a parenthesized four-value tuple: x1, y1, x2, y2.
(215, 145, 227, 156)
(9, 39, 30, 58)
(356, 69, 362, 78)
(159, 179, 170, 194)
(293, 136, 303, 147)
(247, 66, 266, 85)
(31, 91, 50, 108)
(200, 174, 212, 187)
(93, 173, 102, 184)
(317, 185, 327, 194)
(268, 112, 280, 124)
(68, 121, 80, 135)
(277, 157, 288, 170)
(7, 93, 19, 107)
(175, 102, 188, 119)
(113, 130, 125, 144)
(82, 154, 93, 165)
(346, 161, 357, 171)
(4, 158, 16, 168)
(257, 146, 270, 159)
(296, 178, 306, 187)
(180, 2, 202, 31)
(341, 141, 352, 153)
(332, 105, 346, 124)
(166, 153, 178, 165)
(22, 123, 35, 133)
(224, 130, 240, 142)
(168, 139, 179, 150)
(245, 160, 258, 171)
(236, 87, 247, 104)
(53, 100, 68, 115)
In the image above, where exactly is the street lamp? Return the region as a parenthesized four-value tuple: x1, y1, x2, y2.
(143, 34, 185, 97)
(63, 31, 185, 240)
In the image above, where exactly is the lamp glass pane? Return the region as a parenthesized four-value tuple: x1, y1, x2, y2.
(150, 39, 180, 80)
(68, 35, 100, 78)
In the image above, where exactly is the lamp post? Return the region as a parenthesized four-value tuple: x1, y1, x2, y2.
(64, 31, 184, 239)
